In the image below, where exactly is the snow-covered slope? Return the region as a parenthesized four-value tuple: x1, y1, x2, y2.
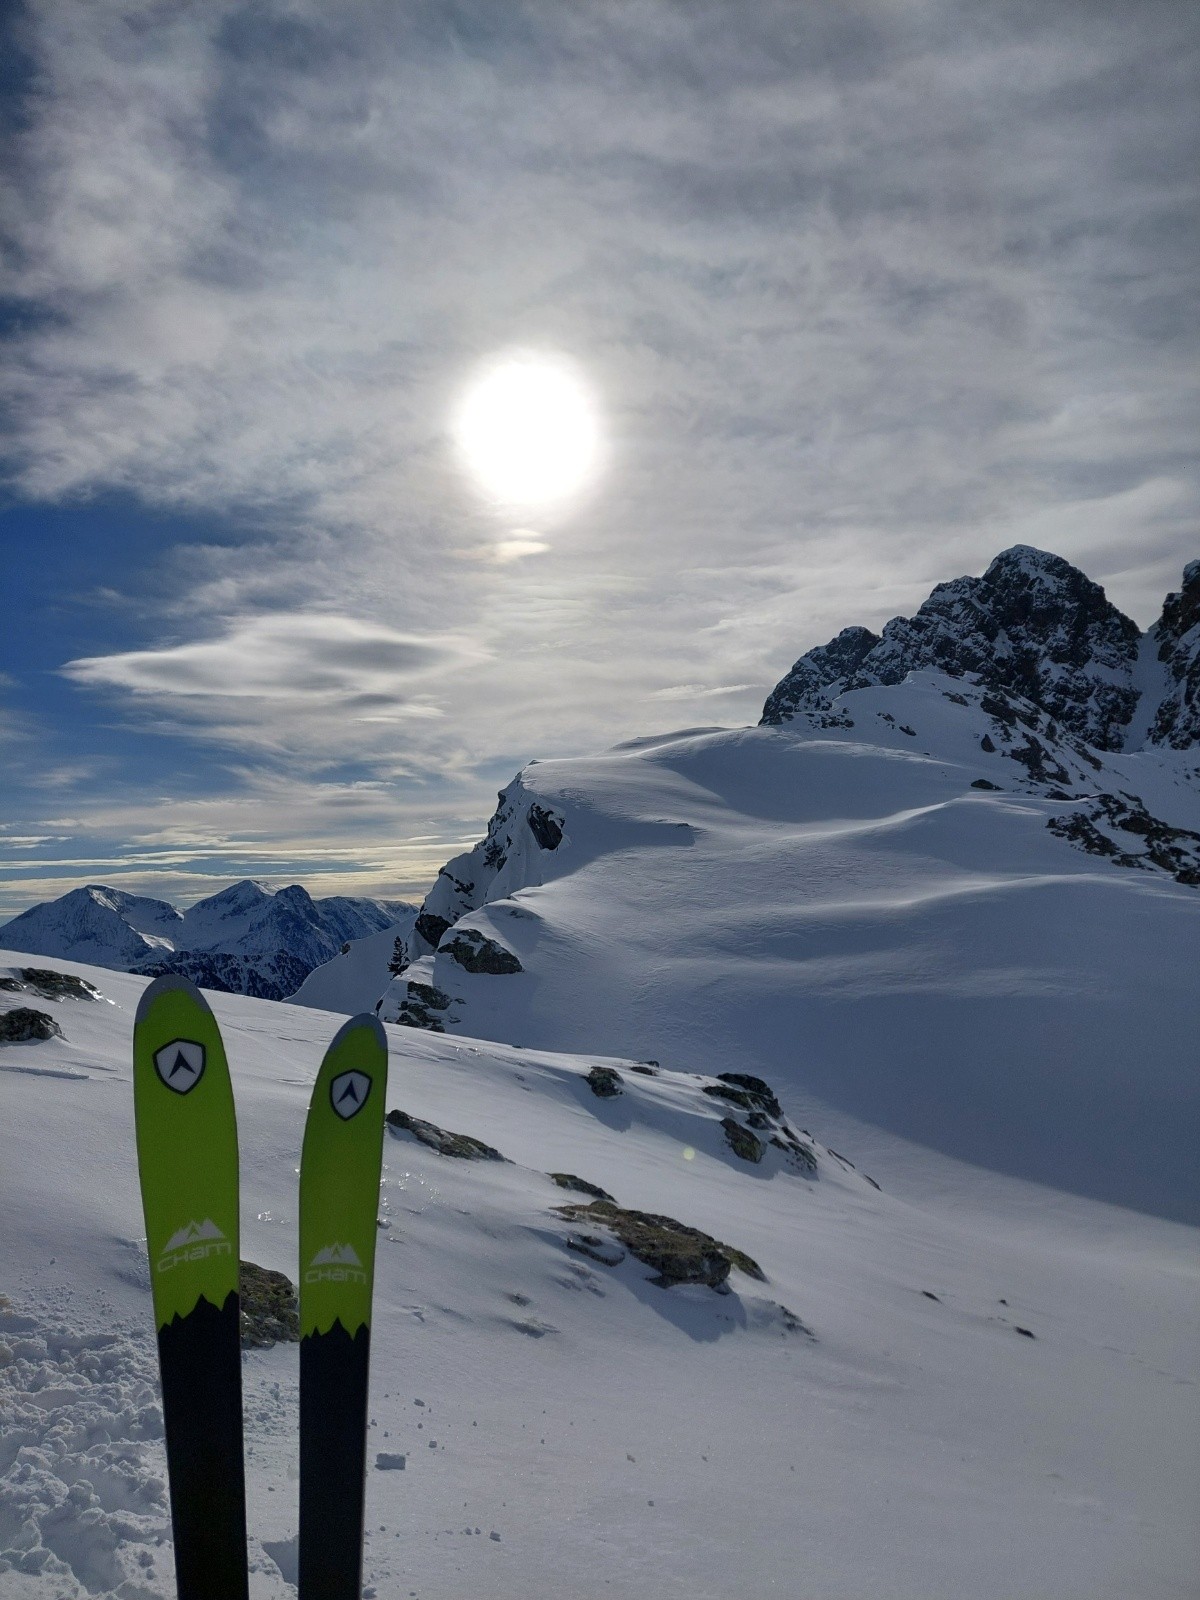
(381, 550, 1200, 1226)
(1, 957, 1197, 1599)
(0, 882, 414, 1001)
(289, 912, 418, 1015)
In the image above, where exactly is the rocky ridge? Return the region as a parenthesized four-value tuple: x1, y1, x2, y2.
(760, 546, 1195, 753)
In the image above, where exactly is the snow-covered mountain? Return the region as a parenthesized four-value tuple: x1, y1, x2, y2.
(761, 545, 1199, 751)
(0, 881, 415, 1001)
(381, 548, 1200, 1224)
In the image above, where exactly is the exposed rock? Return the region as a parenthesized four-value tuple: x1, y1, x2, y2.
(710, 1072, 783, 1119)
(0, 1008, 63, 1043)
(527, 805, 564, 851)
(239, 1261, 298, 1348)
(586, 1065, 623, 1098)
(394, 980, 456, 1032)
(555, 1199, 765, 1288)
(414, 911, 452, 950)
(720, 1117, 765, 1164)
(769, 1132, 819, 1175)
(971, 779, 1002, 790)
(550, 1173, 616, 1202)
(1048, 794, 1200, 884)
(18, 968, 102, 1002)
(1148, 561, 1200, 749)
(386, 1108, 506, 1161)
(762, 546, 1145, 750)
(441, 928, 522, 975)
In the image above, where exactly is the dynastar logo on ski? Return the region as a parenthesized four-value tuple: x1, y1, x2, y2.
(157, 1218, 232, 1274)
(306, 1242, 367, 1285)
(329, 1069, 371, 1119)
(154, 1038, 206, 1094)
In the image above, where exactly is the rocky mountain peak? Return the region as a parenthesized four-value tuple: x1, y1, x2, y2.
(761, 545, 1195, 751)
(1148, 560, 1200, 749)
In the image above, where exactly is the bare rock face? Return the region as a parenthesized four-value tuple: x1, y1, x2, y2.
(762, 546, 1159, 750)
(586, 1065, 624, 1098)
(441, 928, 522, 975)
(0, 1008, 64, 1043)
(556, 1199, 764, 1289)
(239, 1261, 299, 1348)
(386, 1108, 506, 1161)
(1148, 560, 1200, 750)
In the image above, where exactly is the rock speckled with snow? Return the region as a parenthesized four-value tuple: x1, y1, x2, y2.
(761, 546, 1188, 752)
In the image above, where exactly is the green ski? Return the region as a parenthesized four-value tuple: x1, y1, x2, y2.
(298, 1012, 389, 1600)
(133, 974, 248, 1600)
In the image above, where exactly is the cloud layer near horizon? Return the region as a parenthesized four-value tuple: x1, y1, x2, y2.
(1, 0, 1197, 913)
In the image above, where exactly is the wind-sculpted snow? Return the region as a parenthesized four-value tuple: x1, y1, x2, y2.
(762, 546, 1197, 751)
(383, 666, 1200, 1224)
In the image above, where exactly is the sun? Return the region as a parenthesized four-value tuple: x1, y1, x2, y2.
(453, 351, 601, 509)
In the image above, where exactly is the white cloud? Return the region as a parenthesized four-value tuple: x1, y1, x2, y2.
(2, 0, 1197, 911)
(62, 613, 474, 702)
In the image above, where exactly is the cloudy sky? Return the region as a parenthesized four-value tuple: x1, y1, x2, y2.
(1, 0, 1197, 920)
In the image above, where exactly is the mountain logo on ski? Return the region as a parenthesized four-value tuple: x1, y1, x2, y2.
(154, 1038, 206, 1095)
(157, 1218, 231, 1273)
(329, 1069, 371, 1120)
(306, 1242, 367, 1284)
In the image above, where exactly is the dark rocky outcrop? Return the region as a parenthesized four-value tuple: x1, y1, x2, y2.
(18, 968, 102, 1002)
(0, 1007, 63, 1043)
(441, 928, 522, 975)
(527, 805, 564, 851)
(1148, 560, 1200, 749)
(549, 1173, 616, 1202)
(386, 1108, 506, 1161)
(394, 980, 456, 1032)
(555, 1199, 764, 1289)
(1047, 794, 1200, 885)
(586, 1065, 624, 1098)
(721, 1117, 765, 1163)
(762, 546, 1161, 751)
(414, 911, 452, 950)
(770, 1132, 819, 1174)
(705, 1073, 783, 1119)
(239, 1261, 299, 1348)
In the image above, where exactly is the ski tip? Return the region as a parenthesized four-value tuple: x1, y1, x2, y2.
(326, 1011, 388, 1056)
(134, 971, 212, 1026)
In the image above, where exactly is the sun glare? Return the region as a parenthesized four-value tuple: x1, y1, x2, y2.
(454, 352, 601, 508)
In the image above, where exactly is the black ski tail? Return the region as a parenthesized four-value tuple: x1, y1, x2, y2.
(157, 1290, 249, 1599)
(298, 1320, 371, 1600)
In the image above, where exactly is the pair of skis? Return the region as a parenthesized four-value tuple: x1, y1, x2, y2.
(133, 974, 388, 1600)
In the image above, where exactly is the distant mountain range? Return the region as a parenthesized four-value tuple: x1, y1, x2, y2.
(0, 880, 416, 1001)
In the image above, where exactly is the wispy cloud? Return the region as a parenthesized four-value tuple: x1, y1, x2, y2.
(62, 613, 471, 703)
(1, 0, 1196, 913)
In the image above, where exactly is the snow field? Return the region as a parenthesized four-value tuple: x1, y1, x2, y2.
(2, 957, 1198, 1597)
